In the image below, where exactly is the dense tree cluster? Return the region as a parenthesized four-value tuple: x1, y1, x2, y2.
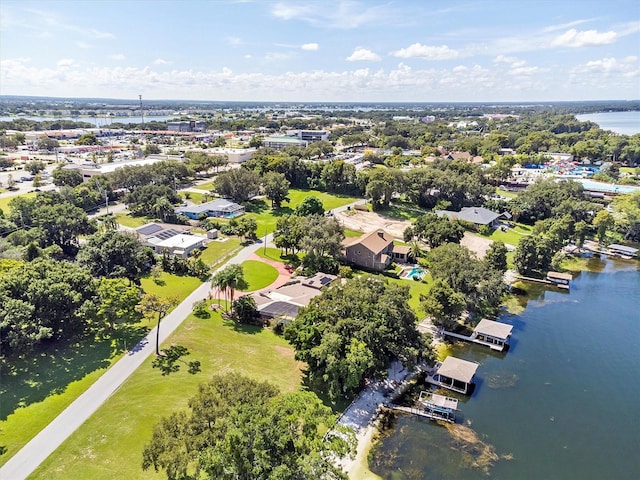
(285, 276, 430, 399)
(142, 374, 353, 480)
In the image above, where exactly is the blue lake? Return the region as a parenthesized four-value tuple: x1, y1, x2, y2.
(370, 258, 640, 479)
(576, 111, 640, 135)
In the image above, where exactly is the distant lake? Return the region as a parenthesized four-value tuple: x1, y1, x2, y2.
(370, 258, 640, 480)
(576, 111, 640, 135)
(0, 115, 178, 126)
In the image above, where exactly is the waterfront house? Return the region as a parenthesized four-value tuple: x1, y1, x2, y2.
(436, 206, 510, 229)
(175, 198, 244, 220)
(471, 319, 513, 351)
(342, 229, 408, 271)
(427, 356, 479, 394)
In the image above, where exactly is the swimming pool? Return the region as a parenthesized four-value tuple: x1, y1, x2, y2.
(404, 266, 425, 280)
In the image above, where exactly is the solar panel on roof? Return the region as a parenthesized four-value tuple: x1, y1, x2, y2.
(137, 223, 163, 235)
(154, 229, 182, 241)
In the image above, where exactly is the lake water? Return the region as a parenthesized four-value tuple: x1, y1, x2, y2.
(0, 115, 178, 126)
(576, 111, 640, 135)
(370, 258, 640, 480)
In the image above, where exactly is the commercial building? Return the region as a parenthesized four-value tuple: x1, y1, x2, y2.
(167, 121, 208, 132)
(262, 136, 308, 150)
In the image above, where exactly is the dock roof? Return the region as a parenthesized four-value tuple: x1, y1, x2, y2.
(547, 271, 573, 281)
(608, 244, 639, 255)
(436, 356, 479, 384)
(474, 319, 513, 340)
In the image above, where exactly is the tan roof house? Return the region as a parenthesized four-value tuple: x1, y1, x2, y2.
(342, 229, 409, 271)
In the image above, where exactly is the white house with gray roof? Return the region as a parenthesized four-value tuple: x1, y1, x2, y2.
(176, 199, 244, 220)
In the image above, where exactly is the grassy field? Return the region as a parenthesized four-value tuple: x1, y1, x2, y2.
(194, 180, 216, 191)
(198, 237, 242, 267)
(242, 189, 361, 235)
(479, 223, 532, 246)
(344, 228, 363, 237)
(140, 271, 202, 300)
(240, 259, 279, 291)
(496, 186, 519, 199)
(377, 204, 426, 222)
(181, 190, 205, 204)
(0, 192, 36, 213)
(114, 213, 149, 228)
(30, 309, 303, 480)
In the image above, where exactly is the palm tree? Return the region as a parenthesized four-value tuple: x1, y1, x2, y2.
(153, 196, 174, 223)
(211, 269, 231, 311)
(211, 264, 247, 312)
(409, 241, 424, 262)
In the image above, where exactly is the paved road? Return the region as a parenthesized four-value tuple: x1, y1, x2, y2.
(0, 198, 364, 480)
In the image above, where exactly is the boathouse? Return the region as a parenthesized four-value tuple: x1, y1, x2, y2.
(418, 391, 459, 422)
(472, 319, 513, 351)
(427, 356, 479, 394)
(546, 271, 572, 286)
(607, 244, 638, 259)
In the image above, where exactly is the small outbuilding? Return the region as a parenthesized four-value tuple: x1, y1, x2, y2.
(427, 356, 479, 394)
(546, 271, 572, 286)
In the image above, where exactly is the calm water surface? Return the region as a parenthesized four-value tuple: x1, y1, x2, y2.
(371, 258, 640, 480)
(576, 111, 640, 135)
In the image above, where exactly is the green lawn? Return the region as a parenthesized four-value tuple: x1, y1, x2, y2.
(240, 259, 279, 291)
(0, 192, 36, 213)
(140, 271, 203, 301)
(377, 204, 426, 222)
(241, 189, 361, 235)
(344, 228, 363, 238)
(30, 309, 302, 480)
(198, 237, 242, 267)
(114, 213, 149, 228)
(0, 339, 119, 467)
(181, 191, 205, 204)
(476, 223, 532, 246)
(195, 180, 216, 191)
(0, 271, 203, 468)
(495, 186, 519, 199)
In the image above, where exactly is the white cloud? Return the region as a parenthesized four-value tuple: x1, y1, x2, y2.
(265, 52, 291, 61)
(153, 58, 171, 65)
(508, 66, 548, 76)
(109, 54, 125, 61)
(346, 47, 381, 62)
(573, 55, 639, 75)
(493, 55, 525, 68)
(57, 58, 75, 68)
(551, 28, 617, 47)
(76, 41, 91, 49)
(227, 36, 245, 46)
(301, 43, 319, 51)
(271, 1, 400, 29)
(391, 43, 459, 60)
(543, 19, 595, 33)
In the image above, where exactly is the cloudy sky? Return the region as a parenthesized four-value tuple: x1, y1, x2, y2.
(1, 0, 639, 102)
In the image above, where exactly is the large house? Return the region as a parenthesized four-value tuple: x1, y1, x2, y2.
(248, 272, 337, 324)
(436, 207, 511, 229)
(342, 229, 409, 271)
(135, 223, 205, 258)
(176, 199, 245, 220)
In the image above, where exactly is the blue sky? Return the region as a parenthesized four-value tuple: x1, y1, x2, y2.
(1, 0, 639, 102)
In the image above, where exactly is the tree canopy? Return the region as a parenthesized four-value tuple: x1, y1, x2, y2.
(142, 373, 353, 480)
(285, 275, 430, 399)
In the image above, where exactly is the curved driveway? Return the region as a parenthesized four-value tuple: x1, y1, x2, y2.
(0, 199, 364, 480)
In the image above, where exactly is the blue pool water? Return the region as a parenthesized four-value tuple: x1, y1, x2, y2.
(406, 267, 425, 279)
(576, 179, 639, 194)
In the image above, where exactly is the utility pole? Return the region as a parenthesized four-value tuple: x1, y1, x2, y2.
(139, 94, 144, 125)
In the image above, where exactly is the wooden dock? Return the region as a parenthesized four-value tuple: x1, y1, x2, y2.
(515, 275, 569, 290)
(386, 404, 456, 423)
(442, 330, 506, 351)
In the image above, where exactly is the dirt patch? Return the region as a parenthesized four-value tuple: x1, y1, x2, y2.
(460, 232, 493, 259)
(274, 345, 295, 358)
(336, 210, 410, 239)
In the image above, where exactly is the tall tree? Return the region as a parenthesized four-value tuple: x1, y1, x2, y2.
(137, 293, 179, 355)
(214, 168, 260, 203)
(484, 241, 508, 273)
(295, 195, 325, 216)
(421, 279, 466, 329)
(262, 171, 290, 209)
(285, 275, 429, 399)
(95, 278, 142, 330)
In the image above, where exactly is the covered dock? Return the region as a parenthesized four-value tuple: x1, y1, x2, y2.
(472, 319, 513, 350)
(426, 356, 479, 394)
(607, 244, 638, 259)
